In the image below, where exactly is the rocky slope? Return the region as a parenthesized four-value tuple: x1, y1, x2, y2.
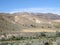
(0, 12, 60, 33)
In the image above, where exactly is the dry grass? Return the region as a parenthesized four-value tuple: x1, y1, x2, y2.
(21, 28, 59, 32)
(52, 20, 60, 22)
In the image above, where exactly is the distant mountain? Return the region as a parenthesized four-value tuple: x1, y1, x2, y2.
(36, 13, 60, 20)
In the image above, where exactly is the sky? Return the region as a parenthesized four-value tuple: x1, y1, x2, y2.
(0, 0, 60, 14)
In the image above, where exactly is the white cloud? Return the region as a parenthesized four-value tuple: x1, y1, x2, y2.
(9, 7, 60, 14)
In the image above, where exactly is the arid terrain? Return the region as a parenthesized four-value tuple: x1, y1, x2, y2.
(0, 12, 60, 32)
(0, 12, 60, 45)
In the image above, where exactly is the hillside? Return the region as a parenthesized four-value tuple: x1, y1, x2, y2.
(0, 12, 60, 33)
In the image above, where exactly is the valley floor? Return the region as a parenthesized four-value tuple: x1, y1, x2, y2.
(0, 37, 60, 45)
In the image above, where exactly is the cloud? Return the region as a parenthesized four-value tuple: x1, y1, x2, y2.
(9, 7, 60, 14)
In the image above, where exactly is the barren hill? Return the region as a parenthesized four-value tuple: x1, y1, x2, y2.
(0, 12, 60, 33)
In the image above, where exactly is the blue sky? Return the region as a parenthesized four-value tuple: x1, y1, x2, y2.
(0, 0, 60, 14)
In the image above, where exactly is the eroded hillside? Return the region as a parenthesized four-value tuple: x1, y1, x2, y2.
(0, 12, 60, 33)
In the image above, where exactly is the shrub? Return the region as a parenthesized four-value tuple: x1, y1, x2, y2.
(40, 32, 46, 37)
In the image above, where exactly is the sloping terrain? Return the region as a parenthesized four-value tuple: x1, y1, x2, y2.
(0, 12, 60, 33)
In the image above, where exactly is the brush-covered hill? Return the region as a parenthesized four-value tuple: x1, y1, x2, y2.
(0, 12, 60, 33)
